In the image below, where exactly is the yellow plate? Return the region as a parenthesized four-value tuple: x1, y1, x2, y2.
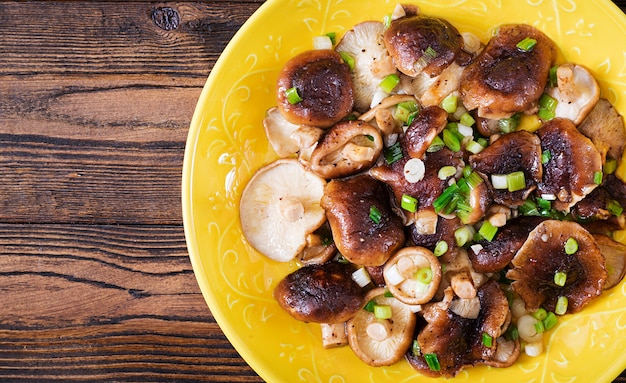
(182, 0, 626, 382)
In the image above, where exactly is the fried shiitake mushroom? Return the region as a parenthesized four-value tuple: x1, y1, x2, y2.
(383, 246, 442, 305)
(276, 49, 354, 127)
(404, 105, 448, 159)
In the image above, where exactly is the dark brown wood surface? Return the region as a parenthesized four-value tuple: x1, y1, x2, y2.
(1, 0, 625, 381)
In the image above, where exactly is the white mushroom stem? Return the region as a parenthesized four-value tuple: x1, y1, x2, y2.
(279, 196, 305, 222)
(358, 94, 419, 122)
(413, 209, 438, 235)
(449, 296, 481, 319)
(366, 320, 393, 342)
(321, 323, 348, 349)
(290, 126, 324, 149)
(450, 271, 477, 299)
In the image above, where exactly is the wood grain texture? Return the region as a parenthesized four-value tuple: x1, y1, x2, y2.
(0, 0, 624, 382)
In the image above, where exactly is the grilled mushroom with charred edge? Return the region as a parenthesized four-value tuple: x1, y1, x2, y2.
(506, 220, 607, 314)
(347, 287, 417, 366)
(383, 246, 442, 305)
(274, 262, 365, 323)
(460, 24, 556, 119)
(276, 49, 354, 128)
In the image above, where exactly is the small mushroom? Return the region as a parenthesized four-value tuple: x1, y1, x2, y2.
(506, 220, 607, 314)
(239, 159, 327, 262)
(321, 322, 348, 348)
(263, 106, 302, 157)
(335, 21, 397, 112)
(276, 49, 354, 127)
(309, 120, 383, 179)
(274, 262, 365, 323)
(459, 24, 556, 119)
(383, 246, 442, 305)
(404, 105, 448, 159)
(547, 63, 600, 125)
(346, 287, 417, 366)
(593, 234, 626, 290)
(297, 224, 337, 265)
(537, 118, 602, 212)
(400, 62, 466, 107)
(578, 98, 626, 163)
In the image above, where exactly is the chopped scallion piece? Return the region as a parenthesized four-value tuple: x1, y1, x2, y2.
(384, 142, 403, 164)
(325, 32, 336, 45)
(339, 51, 355, 71)
(379, 74, 400, 93)
(482, 332, 493, 347)
(465, 140, 485, 154)
(369, 205, 382, 224)
(549, 65, 559, 87)
(564, 237, 578, 255)
(554, 271, 567, 287)
(538, 107, 556, 121)
(374, 304, 393, 319)
(543, 312, 558, 330)
(438, 165, 457, 180)
(607, 200, 624, 216)
(443, 128, 461, 152)
(478, 220, 498, 241)
(498, 113, 521, 133)
(541, 149, 552, 164)
(423, 46, 438, 59)
(516, 37, 537, 51)
(383, 14, 392, 29)
(505, 324, 519, 341)
(412, 340, 421, 356)
(519, 199, 540, 216)
(491, 174, 508, 190)
(466, 171, 484, 189)
(604, 158, 618, 175)
(394, 101, 419, 123)
(364, 299, 376, 312)
(532, 308, 548, 321)
(434, 240, 448, 257)
(384, 289, 394, 298)
(534, 320, 545, 334)
(416, 267, 433, 284)
(594, 171, 603, 185)
(433, 183, 459, 213)
(427, 135, 445, 152)
(284, 86, 303, 104)
(555, 296, 568, 315)
(539, 93, 558, 111)
(401, 194, 418, 213)
(460, 112, 476, 127)
(537, 197, 551, 210)
(440, 93, 458, 114)
(424, 353, 441, 372)
(506, 171, 526, 192)
(454, 225, 475, 247)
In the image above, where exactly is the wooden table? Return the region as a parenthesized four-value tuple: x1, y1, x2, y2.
(1, 1, 625, 381)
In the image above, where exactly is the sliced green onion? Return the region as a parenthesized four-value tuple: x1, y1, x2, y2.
(364, 299, 376, 312)
(478, 220, 498, 241)
(498, 114, 520, 133)
(443, 128, 461, 152)
(284, 86, 303, 104)
(379, 74, 400, 93)
(538, 108, 556, 121)
(554, 271, 567, 287)
(564, 237, 578, 255)
(394, 101, 419, 123)
(555, 296, 568, 315)
(482, 332, 493, 347)
(519, 199, 540, 216)
(516, 37, 537, 51)
(604, 158, 618, 175)
(607, 200, 624, 216)
(506, 171, 526, 192)
(466, 171, 484, 189)
(440, 93, 458, 114)
(383, 14, 392, 29)
(433, 183, 459, 213)
(401, 194, 418, 213)
(339, 51, 355, 71)
(549, 65, 559, 87)
(416, 267, 433, 284)
(384, 289, 394, 298)
(424, 353, 441, 372)
(543, 312, 558, 331)
(313, 35, 333, 50)
(374, 304, 393, 319)
(455, 225, 475, 247)
(427, 135, 445, 152)
(465, 140, 485, 154)
(491, 174, 508, 190)
(384, 142, 403, 164)
(541, 149, 552, 164)
(532, 308, 548, 321)
(406, 111, 419, 126)
(438, 165, 457, 180)
(434, 240, 448, 257)
(423, 46, 438, 60)
(412, 340, 421, 356)
(369, 205, 382, 224)
(594, 171, 603, 185)
(505, 324, 519, 341)
(539, 93, 558, 112)
(537, 197, 551, 210)
(325, 32, 336, 45)
(534, 320, 545, 334)
(460, 112, 476, 127)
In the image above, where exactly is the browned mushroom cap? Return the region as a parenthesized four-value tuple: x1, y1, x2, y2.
(383, 246, 442, 305)
(459, 24, 556, 119)
(321, 174, 405, 266)
(276, 49, 354, 128)
(506, 220, 607, 314)
(404, 105, 448, 159)
(274, 262, 365, 323)
(537, 118, 602, 212)
(462, 176, 492, 225)
(347, 287, 417, 366)
(383, 14, 463, 78)
(593, 234, 626, 290)
(308, 120, 383, 179)
(469, 130, 543, 207)
(406, 281, 514, 377)
(468, 216, 545, 273)
(578, 98, 626, 163)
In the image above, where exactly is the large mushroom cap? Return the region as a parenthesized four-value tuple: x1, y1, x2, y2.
(347, 287, 417, 366)
(239, 159, 327, 262)
(506, 220, 607, 314)
(276, 49, 354, 128)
